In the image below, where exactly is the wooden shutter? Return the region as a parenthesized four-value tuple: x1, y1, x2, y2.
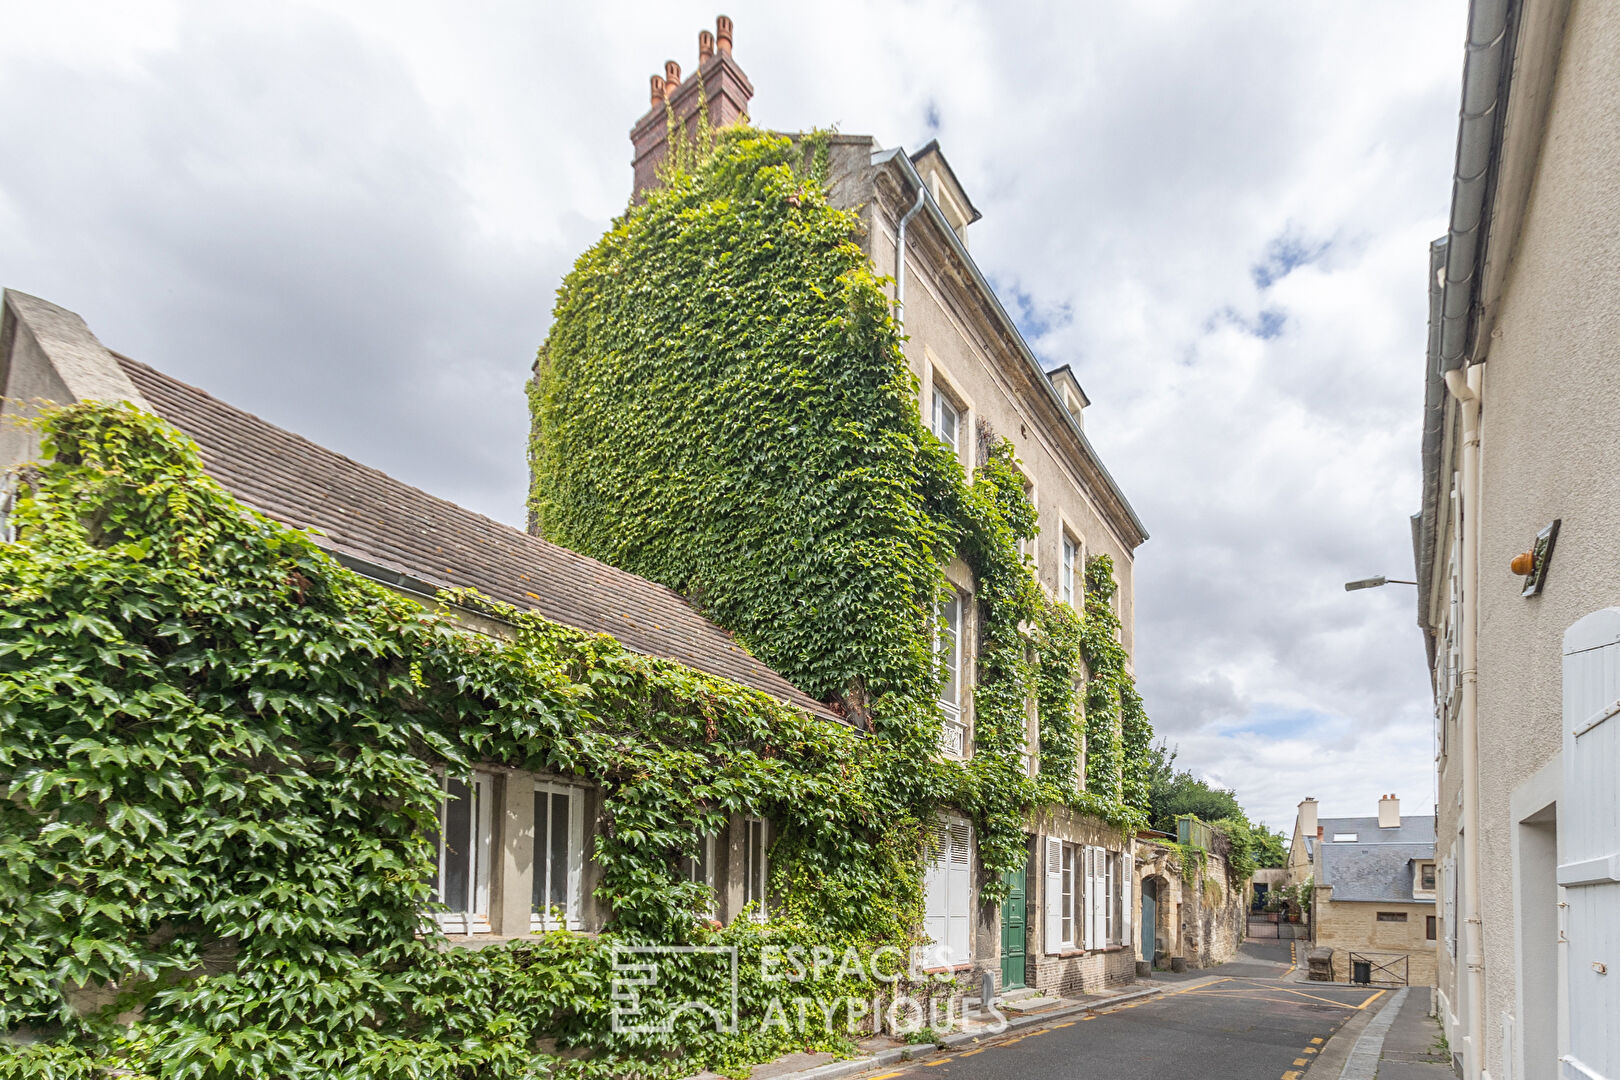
(1120, 849, 1134, 953)
(947, 821, 973, 966)
(1080, 846, 1094, 950)
(1091, 846, 1108, 948)
(921, 821, 950, 968)
(1560, 609, 1620, 1080)
(1044, 836, 1063, 954)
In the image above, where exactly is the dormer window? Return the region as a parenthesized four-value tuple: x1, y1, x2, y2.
(1332, 833, 1359, 843)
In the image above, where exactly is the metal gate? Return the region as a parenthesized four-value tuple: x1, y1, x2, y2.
(1345, 951, 1408, 986)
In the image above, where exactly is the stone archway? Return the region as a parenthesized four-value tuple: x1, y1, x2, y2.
(1141, 874, 1176, 966)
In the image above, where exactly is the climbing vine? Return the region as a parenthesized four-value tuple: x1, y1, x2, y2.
(3, 122, 1157, 1079)
(528, 122, 1152, 906)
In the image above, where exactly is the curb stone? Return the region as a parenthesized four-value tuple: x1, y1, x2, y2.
(1336, 988, 1407, 1080)
(781, 983, 1172, 1078)
(1303, 988, 1405, 1079)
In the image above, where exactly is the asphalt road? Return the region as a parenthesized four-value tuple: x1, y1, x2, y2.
(871, 942, 1386, 1080)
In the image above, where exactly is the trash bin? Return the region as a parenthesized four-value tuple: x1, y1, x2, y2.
(1352, 959, 1372, 985)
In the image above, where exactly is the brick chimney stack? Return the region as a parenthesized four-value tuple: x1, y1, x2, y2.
(1379, 793, 1401, 828)
(630, 15, 755, 199)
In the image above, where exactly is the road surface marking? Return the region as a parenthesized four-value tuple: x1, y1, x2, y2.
(1282, 1072, 1302, 1080)
(1311, 1036, 1324, 1044)
(1053, 1021, 1077, 1028)
(870, 1072, 904, 1079)
(923, 1058, 949, 1067)
(1355, 989, 1387, 1010)
(1294, 1058, 1308, 1066)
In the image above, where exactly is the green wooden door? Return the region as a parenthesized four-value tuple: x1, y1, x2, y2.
(1000, 864, 1027, 990)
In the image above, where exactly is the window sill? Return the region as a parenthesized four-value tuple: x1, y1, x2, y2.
(920, 964, 974, 975)
(1052, 945, 1128, 959)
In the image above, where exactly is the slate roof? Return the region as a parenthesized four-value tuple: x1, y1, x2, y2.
(1314, 814, 1435, 903)
(1317, 816, 1436, 847)
(113, 355, 842, 725)
(1319, 842, 1436, 904)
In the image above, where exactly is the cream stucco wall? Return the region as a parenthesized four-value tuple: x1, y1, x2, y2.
(1430, 0, 1620, 1073)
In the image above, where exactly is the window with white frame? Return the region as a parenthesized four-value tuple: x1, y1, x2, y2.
(922, 819, 973, 968)
(680, 832, 718, 915)
(936, 589, 966, 756)
(0, 475, 17, 544)
(931, 387, 963, 459)
(432, 771, 494, 934)
(532, 780, 585, 931)
(742, 817, 769, 921)
(1045, 840, 1131, 953)
(1061, 532, 1079, 608)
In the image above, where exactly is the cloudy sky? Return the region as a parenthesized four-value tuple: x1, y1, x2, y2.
(0, 1, 1466, 830)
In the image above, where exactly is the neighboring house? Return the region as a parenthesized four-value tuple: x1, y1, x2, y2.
(1411, 0, 1620, 1077)
(0, 288, 841, 941)
(1298, 798, 1438, 987)
(613, 19, 1151, 1000)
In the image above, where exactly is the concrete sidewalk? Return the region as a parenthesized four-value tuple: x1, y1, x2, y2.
(1311, 986, 1450, 1080)
(1371, 988, 1451, 1079)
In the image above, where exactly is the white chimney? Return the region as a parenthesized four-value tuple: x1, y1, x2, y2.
(1379, 793, 1401, 829)
(1298, 797, 1318, 839)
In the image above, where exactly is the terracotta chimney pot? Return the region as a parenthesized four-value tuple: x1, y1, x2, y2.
(650, 74, 666, 105)
(699, 29, 714, 62)
(716, 15, 733, 55)
(664, 59, 682, 88)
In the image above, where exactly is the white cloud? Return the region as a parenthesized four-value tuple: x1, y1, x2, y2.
(0, 0, 1465, 830)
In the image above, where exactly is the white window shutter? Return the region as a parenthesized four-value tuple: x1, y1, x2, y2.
(1560, 608, 1620, 1080)
(1044, 836, 1063, 954)
(921, 822, 950, 969)
(947, 821, 973, 967)
(1120, 849, 1134, 954)
(1091, 846, 1107, 948)
(1080, 846, 1094, 950)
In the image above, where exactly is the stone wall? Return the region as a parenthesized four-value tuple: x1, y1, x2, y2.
(1312, 890, 1438, 986)
(1133, 840, 1246, 970)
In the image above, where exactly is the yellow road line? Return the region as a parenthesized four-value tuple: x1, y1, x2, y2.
(1282, 1072, 1302, 1080)
(1356, 989, 1387, 1010)
(1303, 1047, 1318, 1054)
(1053, 1021, 1077, 1028)
(959, 1048, 984, 1056)
(1311, 1036, 1324, 1044)
(1294, 1058, 1308, 1066)
(869, 1072, 905, 1079)
(1175, 986, 1369, 1010)
(923, 1059, 949, 1067)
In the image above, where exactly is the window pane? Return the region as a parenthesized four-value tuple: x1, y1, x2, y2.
(939, 595, 960, 704)
(443, 777, 472, 913)
(533, 790, 550, 914)
(1061, 846, 1073, 944)
(549, 792, 570, 909)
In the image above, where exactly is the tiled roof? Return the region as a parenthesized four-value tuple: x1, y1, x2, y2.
(1317, 816, 1436, 846)
(1319, 842, 1436, 904)
(114, 355, 842, 725)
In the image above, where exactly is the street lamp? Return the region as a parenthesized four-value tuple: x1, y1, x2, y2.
(1344, 575, 1418, 592)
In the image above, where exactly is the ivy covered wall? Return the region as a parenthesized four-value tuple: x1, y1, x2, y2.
(528, 125, 1155, 897)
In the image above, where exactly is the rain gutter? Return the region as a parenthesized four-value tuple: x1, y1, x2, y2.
(1438, 0, 1514, 371)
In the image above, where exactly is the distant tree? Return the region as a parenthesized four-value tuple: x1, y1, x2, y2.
(1144, 741, 1286, 868)
(1146, 742, 1243, 833)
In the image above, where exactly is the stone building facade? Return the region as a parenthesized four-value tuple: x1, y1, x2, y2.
(618, 19, 1150, 1005)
